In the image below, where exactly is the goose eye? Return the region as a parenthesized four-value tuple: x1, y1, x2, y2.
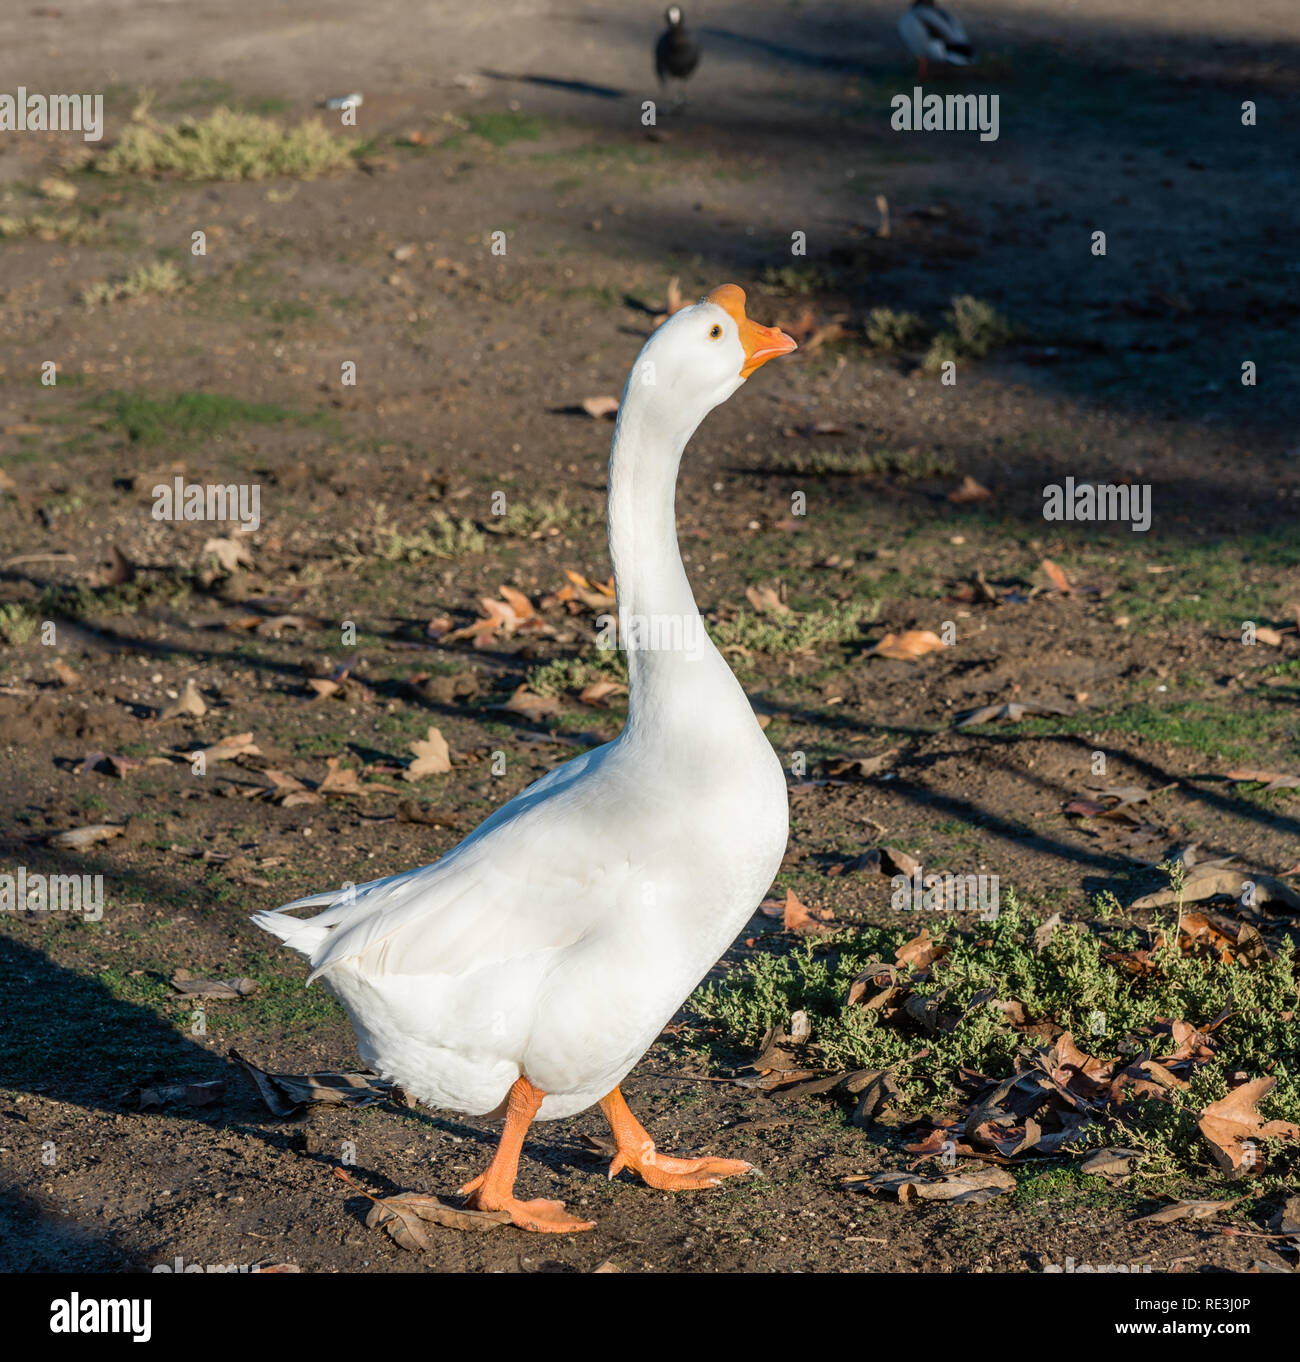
(708, 324, 722, 340)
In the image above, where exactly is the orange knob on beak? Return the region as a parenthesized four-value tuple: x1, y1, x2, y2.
(706, 283, 799, 378)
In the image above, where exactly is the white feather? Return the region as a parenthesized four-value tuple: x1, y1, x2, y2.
(253, 295, 791, 1123)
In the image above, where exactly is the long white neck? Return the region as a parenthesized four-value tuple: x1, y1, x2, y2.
(605, 371, 748, 742)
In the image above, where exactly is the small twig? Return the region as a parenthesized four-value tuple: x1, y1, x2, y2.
(2, 552, 77, 567)
(643, 1071, 735, 1084)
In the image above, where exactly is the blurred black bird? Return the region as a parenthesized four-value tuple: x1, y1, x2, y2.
(898, 2, 974, 80)
(655, 6, 700, 106)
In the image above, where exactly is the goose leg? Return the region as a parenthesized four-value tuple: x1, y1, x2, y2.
(599, 1086, 752, 1191)
(460, 1077, 596, 1232)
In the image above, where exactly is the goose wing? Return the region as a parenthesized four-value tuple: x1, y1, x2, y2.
(254, 742, 642, 982)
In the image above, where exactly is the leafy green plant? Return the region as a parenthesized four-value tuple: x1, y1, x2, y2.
(82, 259, 183, 307)
(527, 648, 628, 697)
(488, 496, 597, 538)
(0, 603, 37, 645)
(98, 108, 351, 180)
(708, 600, 877, 655)
(924, 295, 1015, 370)
(690, 892, 1300, 1170)
(369, 508, 485, 562)
(865, 307, 926, 351)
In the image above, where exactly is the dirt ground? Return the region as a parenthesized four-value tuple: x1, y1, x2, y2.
(1, 1, 1298, 1276)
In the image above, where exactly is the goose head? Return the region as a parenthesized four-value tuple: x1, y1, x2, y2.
(629, 284, 797, 430)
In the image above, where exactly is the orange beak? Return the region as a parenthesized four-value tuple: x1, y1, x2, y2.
(706, 284, 798, 378)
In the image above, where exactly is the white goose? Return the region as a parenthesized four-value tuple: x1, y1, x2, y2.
(253, 285, 796, 1233)
(898, 1, 975, 79)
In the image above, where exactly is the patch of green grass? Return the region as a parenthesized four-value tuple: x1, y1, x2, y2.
(759, 263, 837, 296)
(1107, 536, 1300, 628)
(865, 307, 926, 352)
(464, 112, 546, 146)
(762, 446, 956, 480)
(98, 108, 352, 181)
(1011, 699, 1300, 764)
(709, 599, 878, 655)
(0, 212, 102, 244)
(487, 495, 598, 538)
(690, 891, 1300, 1178)
(366, 507, 486, 563)
(39, 573, 194, 622)
(269, 298, 316, 323)
(1010, 1167, 1118, 1209)
(82, 259, 183, 307)
(526, 648, 628, 698)
(924, 295, 1016, 370)
(240, 96, 289, 117)
(0, 603, 37, 645)
(99, 389, 327, 445)
(219, 953, 347, 1034)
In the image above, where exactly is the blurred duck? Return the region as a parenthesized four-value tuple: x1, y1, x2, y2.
(656, 6, 700, 106)
(898, 1, 974, 79)
(254, 286, 797, 1233)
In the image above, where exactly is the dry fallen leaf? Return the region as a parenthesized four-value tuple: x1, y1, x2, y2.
(204, 536, 254, 574)
(580, 395, 620, 419)
(1131, 867, 1300, 913)
(170, 972, 258, 999)
(335, 1170, 509, 1247)
(1041, 559, 1074, 594)
(90, 544, 135, 587)
(405, 726, 452, 781)
(1226, 768, 1300, 791)
(497, 584, 534, 621)
(947, 475, 992, 504)
(744, 583, 790, 615)
(51, 658, 81, 688)
(1198, 1077, 1300, 1175)
(870, 629, 947, 661)
(557, 569, 617, 612)
(500, 685, 566, 721)
(157, 677, 207, 720)
(1079, 1148, 1145, 1179)
(444, 586, 547, 647)
(1133, 1197, 1243, 1226)
(319, 757, 374, 798)
(232, 1050, 395, 1119)
(895, 926, 945, 973)
(578, 679, 627, 706)
(198, 732, 260, 763)
(780, 888, 833, 935)
(956, 700, 1071, 728)
(849, 1164, 1014, 1205)
(48, 823, 125, 849)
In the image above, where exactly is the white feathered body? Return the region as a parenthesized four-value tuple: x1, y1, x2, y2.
(253, 654, 787, 1120)
(254, 292, 791, 1126)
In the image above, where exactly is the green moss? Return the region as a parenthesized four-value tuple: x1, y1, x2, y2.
(100, 389, 327, 445)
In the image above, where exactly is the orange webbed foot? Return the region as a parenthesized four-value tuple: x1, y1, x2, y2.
(461, 1184, 595, 1233)
(609, 1148, 753, 1192)
(600, 1087, 753, 1192)
(455, 1077, 596, 1233)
